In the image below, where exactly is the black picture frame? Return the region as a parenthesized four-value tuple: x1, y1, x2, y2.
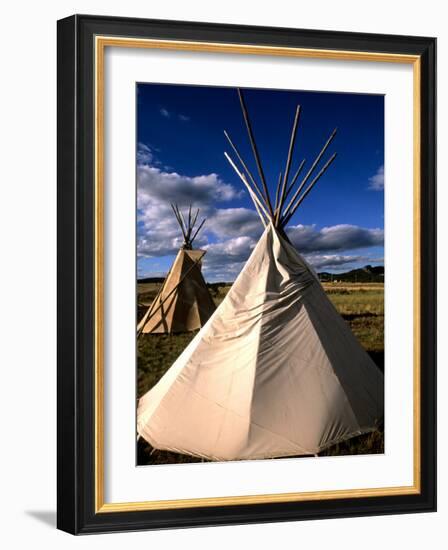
(57, 14, 436, 534)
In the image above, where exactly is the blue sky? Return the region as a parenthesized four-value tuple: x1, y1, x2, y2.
(136, 83, 384, 282)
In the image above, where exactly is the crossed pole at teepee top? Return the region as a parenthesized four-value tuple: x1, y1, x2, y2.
(224, 88, 338, 232)
(170, 203, 206, 250)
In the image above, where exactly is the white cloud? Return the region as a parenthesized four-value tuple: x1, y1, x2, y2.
(136, 164, 244, 259)
(135, 150, 384, 281)
(200, 237, 381, 281)
(198, 223, 384, 281)
(304, 254, 371, 270)
(286, 224, 384, 253)
(206, 208, 262, 239)
(202, 236, 257, 281)
(138, 211, 384, 278)
(136, 142, 154, 165)
(159, 107, 190, 122)
(137, 165, 240, 212)
(204, 236, 257, 263)
(368, 164, 384, 191)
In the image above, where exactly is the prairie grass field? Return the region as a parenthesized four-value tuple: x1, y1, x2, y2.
(137, 281, 384, 465)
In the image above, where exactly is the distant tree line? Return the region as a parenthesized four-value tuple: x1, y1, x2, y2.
(318, 265, 384, 283)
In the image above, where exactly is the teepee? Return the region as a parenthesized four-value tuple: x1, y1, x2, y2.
(137, 90, 384, 460)
(137, 204, 216, 335)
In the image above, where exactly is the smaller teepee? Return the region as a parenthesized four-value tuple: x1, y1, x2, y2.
(137, 204, 216, 335)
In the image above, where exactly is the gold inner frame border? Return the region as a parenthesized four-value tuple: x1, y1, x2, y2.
(94, 36, 421, 513)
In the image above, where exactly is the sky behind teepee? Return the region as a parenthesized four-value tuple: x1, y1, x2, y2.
(136, 83, 384, 282)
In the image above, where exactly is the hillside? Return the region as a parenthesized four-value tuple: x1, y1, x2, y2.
(318, 265, 384, 283)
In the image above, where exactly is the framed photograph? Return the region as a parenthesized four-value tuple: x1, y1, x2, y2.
(57, 15, 436, 534)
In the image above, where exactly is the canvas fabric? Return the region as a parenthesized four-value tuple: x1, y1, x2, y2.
(138, 249, 216, 334)
(137, 225, 384, 460)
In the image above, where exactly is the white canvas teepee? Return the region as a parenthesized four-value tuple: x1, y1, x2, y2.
(137, 89, 383, 460)
(137, 225, 383, 459)
(137, 205, 216, 335)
